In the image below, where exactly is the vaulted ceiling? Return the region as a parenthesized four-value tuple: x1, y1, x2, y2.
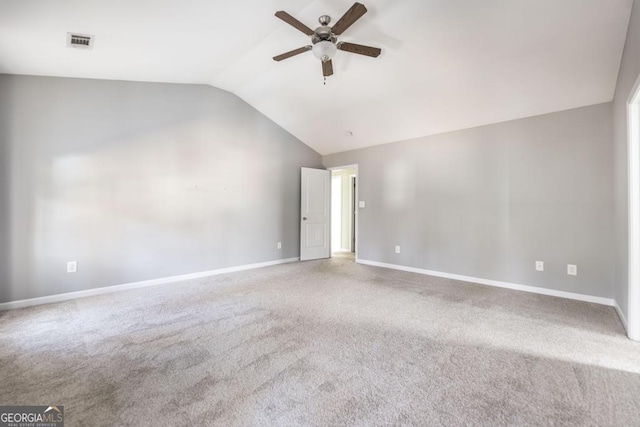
(0, 0, 633, 155)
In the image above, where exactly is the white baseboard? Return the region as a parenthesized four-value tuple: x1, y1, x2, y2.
(0, 257, 299, 311)
(614, 300, 629, 331)
(357, 259, 616, 307)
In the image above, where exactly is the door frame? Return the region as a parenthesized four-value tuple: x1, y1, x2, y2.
(627, 74, 640, 341)
(350, 173, 357, 252)
(328, 164, 359, 259)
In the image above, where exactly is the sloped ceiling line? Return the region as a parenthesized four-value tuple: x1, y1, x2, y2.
(0, 0, 633, 155)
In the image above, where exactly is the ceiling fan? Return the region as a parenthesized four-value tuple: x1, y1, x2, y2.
(273, 2, 382, 79)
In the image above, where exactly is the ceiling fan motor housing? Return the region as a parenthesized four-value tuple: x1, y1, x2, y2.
(312, 25, 337, 45)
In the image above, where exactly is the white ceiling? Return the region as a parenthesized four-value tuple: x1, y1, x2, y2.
(0, 0, 633, 155)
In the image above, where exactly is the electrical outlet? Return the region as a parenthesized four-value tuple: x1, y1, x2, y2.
(395, 245, 401, 254)
(535, 261, 544, 272)
(67, 261, 77, 273)
(567, 264, 577, 276)
(277, 242, 282, 249)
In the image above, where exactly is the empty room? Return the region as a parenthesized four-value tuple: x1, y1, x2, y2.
(1, 0, 640, 425)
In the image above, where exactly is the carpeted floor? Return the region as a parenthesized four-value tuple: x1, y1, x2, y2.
(1, 254, 639, 426)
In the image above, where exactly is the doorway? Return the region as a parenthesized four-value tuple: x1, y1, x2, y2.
(329, 165, 358, 260)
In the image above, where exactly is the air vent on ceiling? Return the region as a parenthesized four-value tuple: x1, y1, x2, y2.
(67, 33, 94, 49)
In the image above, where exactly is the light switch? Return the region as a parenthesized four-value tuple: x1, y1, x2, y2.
(359, 201, 365, 208)
(67, 261, 77, 273)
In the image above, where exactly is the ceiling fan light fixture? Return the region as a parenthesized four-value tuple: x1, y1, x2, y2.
(312, 40, 337, 62)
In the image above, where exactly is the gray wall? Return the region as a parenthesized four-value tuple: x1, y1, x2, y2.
(0, 74, 322, 303)
(324, 103, 614, 299)
(613, 0, 640, 319)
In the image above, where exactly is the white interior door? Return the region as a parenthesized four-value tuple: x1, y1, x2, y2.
(628, 75, 640, 341)
(300, 167, 330, 261)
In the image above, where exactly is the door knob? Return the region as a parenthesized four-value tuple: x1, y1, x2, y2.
(302, 217, 308, 220)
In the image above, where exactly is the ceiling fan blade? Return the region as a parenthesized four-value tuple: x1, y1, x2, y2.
(322, 60, 334, 77)
(337, 42, 381, 58)
(275, 11, 315, 36)
(331, 2, 368, 36)
(273, 46, 312, 61)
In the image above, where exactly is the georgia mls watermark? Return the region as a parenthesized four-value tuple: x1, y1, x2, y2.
(0, 406, 64, 427)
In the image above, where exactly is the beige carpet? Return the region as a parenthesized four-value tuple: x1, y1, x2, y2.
(1, 255, 639, 426)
